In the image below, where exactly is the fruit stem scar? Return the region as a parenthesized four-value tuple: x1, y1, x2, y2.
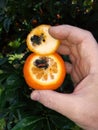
(34, 57, 49, 69)
(31, 33, 45, 46)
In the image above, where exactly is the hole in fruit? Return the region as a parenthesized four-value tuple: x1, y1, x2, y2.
(43, 39, 45, 42)
(31, 33, 45, 46)
(31, 35, 41, 45)
(34, 57, 49, 69)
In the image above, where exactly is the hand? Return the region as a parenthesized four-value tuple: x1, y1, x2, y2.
(31, 25, 98, 130)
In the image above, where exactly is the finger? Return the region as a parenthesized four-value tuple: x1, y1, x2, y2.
(49, 25, 92, 44)
(31, 90, 79, 122)
(57, 44, 70, 55)
(71, 69, 81, 86)
(65, 62, 81, 85)
(65, 61, 72, 74)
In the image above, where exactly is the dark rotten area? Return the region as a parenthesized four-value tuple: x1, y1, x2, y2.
(34, 57, 49, 69)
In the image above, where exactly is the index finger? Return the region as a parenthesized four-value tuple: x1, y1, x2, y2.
(49, 25, 91, 44)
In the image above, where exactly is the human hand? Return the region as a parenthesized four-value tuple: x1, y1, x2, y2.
(31, 25, 98, 130)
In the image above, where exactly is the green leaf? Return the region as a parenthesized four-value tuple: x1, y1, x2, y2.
(3, 17, 11, 32)
(0, 12, 5, 22)
(71, 125, 82, 130)
(6, 74, 19, 86)
(8, 38, 21, 49)
(0, 57, 8, 65)
(12, 116, 45, 130)
(48, 114, 67, 129)
(0, 0, 8, 9)
(0, 89, 7, 109)
(0, 118, 5, 130)
(24, 120, 43, 130)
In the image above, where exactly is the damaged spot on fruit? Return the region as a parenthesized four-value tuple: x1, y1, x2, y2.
(31, 35, 41, 45)
(34, 57, 49, 69)
(31, 33, 45, 46)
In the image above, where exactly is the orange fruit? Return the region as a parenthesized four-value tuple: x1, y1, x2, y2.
(23, 53, 66, 90)
(26, 24, 60, 55)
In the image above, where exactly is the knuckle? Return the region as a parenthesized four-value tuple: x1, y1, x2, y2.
(38, 91, 54, 108)
(85, 30, 93, 37)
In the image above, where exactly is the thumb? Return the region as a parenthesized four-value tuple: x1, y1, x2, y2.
(31, 90, 79, 122)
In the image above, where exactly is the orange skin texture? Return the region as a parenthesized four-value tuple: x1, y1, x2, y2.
(23, 53, 66, 90)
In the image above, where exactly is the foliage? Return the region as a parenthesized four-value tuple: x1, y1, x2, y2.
(0, 0, 98, 130)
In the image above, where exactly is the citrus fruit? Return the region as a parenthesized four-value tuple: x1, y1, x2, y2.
(23, 53, 66, 90)
(26, 24, 60, 55)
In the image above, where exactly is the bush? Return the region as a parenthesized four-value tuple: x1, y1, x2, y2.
(0, 0, 98, 130)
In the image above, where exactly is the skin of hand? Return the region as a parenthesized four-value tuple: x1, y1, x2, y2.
(30, 25, 98, 130)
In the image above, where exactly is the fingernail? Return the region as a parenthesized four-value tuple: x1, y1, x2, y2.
(30, 91, 40, 101)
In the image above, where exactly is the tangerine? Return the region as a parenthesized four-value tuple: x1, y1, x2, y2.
(26, 24, 60, 55)
(23, 53, 66, 90)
